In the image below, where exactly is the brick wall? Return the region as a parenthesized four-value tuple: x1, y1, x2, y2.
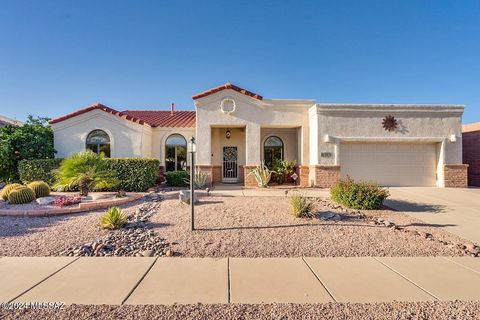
(311, 165, 340, 188)
(243, 165, 258, 188)
(462, 130, 480, 186)
(444, 164, 469, 188)
(298, 166, 310, 187)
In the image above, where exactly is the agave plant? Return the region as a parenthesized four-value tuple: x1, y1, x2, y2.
(54, 151, 119, 196)
(248, 162, 274, 188)
(100, 207, 127, 230)
(183, 168, 209, 189)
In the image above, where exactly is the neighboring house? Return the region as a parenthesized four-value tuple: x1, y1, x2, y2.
(0, 115, 23, 127)
(462, 122, 480, 186)
(49, 83, 467, 188)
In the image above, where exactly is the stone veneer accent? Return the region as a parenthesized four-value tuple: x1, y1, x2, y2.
(444, 164, 468, 188)
(312, 165, 340, 188)
(243, 165, 258, 188)
(196, 165, 222, 187)
(298, 166, 310, 187)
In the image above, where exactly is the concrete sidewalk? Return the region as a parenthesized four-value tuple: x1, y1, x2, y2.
(1, 256, 480, 305)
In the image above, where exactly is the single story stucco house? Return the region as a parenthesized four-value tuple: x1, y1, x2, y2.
(49, 83, 468, 188)
(0, 115, 23, 127)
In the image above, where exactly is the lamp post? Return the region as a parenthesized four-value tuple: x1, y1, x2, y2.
(188, 137, 196, 231)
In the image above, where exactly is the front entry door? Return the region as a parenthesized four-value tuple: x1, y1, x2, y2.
(222, 146, 238, 183)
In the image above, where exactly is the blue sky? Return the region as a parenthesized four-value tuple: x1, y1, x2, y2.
(0, 0, 479, 123)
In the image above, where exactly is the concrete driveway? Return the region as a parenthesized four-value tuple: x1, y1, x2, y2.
(385, 188, 480, 244)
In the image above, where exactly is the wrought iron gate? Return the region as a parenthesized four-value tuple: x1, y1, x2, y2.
(222, 146, 238, 183)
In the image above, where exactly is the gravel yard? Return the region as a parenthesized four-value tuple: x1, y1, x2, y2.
(2, 301, 480, 320)
(0, 193, 471, 257)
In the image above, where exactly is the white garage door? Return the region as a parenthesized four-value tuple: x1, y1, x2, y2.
(339, 143, 437, 187)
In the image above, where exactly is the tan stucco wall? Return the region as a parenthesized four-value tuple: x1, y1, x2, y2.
(211, 127, 246, 166)
(260, 128, 299, 163)
(52, 109, 152, 158)
(151, 127, 196, 166)
(194, 89, 312, 166)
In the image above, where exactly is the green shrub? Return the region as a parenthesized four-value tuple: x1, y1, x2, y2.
(0, 116, 56, 183)
(1, 183, 22, 201)
(18, 159, 63, 185)
(290, 192, 315, 218)
(101, 207, 127, 230)
(330, 177, 390, 210)
(248, 162, 274, 188)
(271, 159, 296, 184)
(27, 181, 51, 198)
(55, 151, 119, 196)
(165, 170, 189, 187)
(8, 186, 36, 204)
(101, 158, 160, 192)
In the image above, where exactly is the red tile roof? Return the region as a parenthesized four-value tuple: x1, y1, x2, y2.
(122, 110, 195, 128)
(49, 103, 196, 128)
(192, 82, 263, 100)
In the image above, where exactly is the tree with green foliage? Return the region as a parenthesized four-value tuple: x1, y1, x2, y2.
(0, 116, 56, 183)
(55, 150, 119, 196)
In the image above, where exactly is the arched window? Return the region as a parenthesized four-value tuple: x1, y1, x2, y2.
(264, 136, 283, 168)
(165, 134, 187, 171)
(86, 130, 111, 157)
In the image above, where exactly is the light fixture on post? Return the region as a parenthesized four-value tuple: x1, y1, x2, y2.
(188, 137, 197, 231)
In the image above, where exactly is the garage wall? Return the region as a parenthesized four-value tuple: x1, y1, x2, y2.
(311, 105, 464, 166)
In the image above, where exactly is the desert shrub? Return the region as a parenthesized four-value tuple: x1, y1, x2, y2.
(18, 159, 63, 185)
(165, 170, 189, 187)
(101, 207, 127, 230)
(101, 158, 160, 192)
(8, 186, 36, 204)
(1, 183, 22, 201)
(289, 192, 315, 218)
(52, 196, 82, 207)
(184, 169, 208, 189)
(330, 177, 389, 210)
(27, 181, 51, 198)
(0, 116, 56, 183)
(55, 151, 118, 196)
(248, 162, 273, 188)
(271, 159, 296, 184)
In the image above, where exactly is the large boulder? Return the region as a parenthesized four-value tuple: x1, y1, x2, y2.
(179, 190, 198, 204)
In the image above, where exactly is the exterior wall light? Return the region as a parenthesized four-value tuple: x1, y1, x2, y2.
(449, 134, 457, 142)
(225, 129, 231, 139)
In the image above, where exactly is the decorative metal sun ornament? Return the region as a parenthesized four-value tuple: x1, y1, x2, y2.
(382, 115, 398, 132)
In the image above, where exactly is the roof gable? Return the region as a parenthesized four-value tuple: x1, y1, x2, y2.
(192, 83, 263, 100)
(49, 103, 196, 128)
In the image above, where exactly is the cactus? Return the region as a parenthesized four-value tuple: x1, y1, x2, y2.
(27, 181, 51, 198)
(8, 186, 36, 204)
(1, 183, 22, 201)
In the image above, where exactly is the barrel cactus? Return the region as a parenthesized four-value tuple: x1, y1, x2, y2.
(1, 183, 22, 201)
(27, 181, 51, 198)
(8, 186, 36, 204)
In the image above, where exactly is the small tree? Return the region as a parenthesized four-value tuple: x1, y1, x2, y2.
(0, 116, 55, 182)
(55, 151, 118, 196)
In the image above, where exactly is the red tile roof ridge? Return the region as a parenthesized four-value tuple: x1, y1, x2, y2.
(192, 82, 263, 100)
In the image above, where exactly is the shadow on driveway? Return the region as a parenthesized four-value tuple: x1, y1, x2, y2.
(384, 199, 447, 214)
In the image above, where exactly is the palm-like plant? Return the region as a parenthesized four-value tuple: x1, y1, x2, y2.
(55, 151, 118, 196)
(248, 162, 274, 188)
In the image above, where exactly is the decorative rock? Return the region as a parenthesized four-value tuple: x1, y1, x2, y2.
(179, 190, 198, 204)
(141, 250, 154, 257)
(36, 196, 56, 205)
